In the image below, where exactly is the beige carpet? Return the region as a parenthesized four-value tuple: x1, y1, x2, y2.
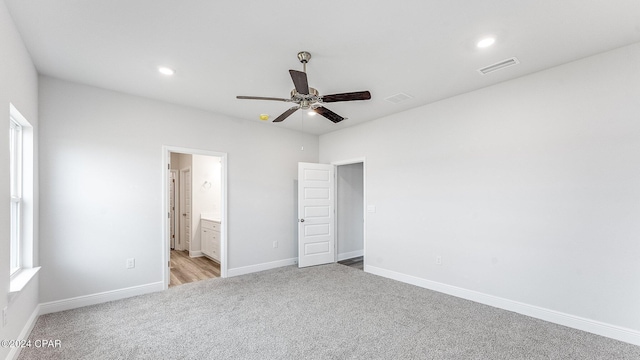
(18, 264, 640, 359)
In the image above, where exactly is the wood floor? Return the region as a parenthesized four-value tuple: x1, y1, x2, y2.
(169, 250, 220, 287)
(338, 256, 363, 270)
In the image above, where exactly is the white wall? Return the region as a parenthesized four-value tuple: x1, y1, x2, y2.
(337, 163, 364, 258)
(320, 43, 640, 339)
(0, 1, 39, 359)
(194, 155, 222, 220)
(38, 76, 318, 303)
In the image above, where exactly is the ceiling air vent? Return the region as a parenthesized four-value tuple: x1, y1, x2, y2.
(477, 57, 520, 75)
(385, 93, 413, 104)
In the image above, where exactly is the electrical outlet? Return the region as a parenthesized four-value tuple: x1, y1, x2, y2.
(126, 258, 135, 269)
(436, 256, 442, 265)
(2, 306, 7, 327)
(273, 241, 278, 248)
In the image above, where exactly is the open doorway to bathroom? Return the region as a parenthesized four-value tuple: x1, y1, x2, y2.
(163, 147, 227, 288)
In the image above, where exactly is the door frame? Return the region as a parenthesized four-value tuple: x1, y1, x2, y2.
(331, 157, 367, 271)
(162, 146, 228, 289)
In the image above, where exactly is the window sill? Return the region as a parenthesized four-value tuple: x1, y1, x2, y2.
(9, 267, 41, 301)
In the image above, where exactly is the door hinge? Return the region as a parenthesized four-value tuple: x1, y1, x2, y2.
(168, 212, 170, 218)
(168, 164, 170, 169)
(168, 261, 170, 267)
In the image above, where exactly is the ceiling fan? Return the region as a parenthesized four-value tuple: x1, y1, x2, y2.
(236, 51, 371, 123)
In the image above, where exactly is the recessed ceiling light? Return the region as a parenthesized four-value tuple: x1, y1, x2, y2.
(477, 37, 496, 48)
(158, 66, 175, 76)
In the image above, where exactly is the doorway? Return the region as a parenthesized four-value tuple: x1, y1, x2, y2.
(163, 146, 228, 289)
(335, 161, 364, 270)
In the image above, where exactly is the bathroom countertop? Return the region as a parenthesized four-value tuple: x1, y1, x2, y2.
(200, 214, 220, 222)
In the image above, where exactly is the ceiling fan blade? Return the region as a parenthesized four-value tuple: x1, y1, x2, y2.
(289, 70, 309, 95)
(273, 106, 299, 123)
(236, 96, 291, 102)
(313, 106, 345, 123)
(321, 91, 371, 103)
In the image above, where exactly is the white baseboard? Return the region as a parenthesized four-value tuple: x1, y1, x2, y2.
(338, 250, 364, 261)
(6, 305, 40, 360)
(227, 258, 297, 277)
(365, 265, 640, 346)
(39, 282, 164, 315)
(189, 250, 203, 257)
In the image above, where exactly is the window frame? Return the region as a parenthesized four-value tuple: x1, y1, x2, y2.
(10, 113, 23, 276)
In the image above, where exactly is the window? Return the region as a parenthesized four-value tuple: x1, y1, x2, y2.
(9, 104, 33, 280)
(8, 104, 38, 294)
(10, 111, 23, 275)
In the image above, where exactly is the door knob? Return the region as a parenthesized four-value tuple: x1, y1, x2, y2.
(300, 219, 305, 222)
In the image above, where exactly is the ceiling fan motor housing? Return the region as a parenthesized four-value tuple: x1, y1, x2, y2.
(291, 87, 319, 109)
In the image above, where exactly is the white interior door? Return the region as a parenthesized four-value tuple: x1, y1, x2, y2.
(298, 162, 335, 268)
(169, 170, 177, 249)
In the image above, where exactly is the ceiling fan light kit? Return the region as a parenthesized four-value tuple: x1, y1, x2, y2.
(237, 51, 371, 124)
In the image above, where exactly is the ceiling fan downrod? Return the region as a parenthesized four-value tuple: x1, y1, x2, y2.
(297, 51, 311, 73)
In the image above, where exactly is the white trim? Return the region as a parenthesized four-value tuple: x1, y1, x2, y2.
(162, 146, 229, 290)
(337, 250, 364, 261)
(366, 265, 640, 346)
(331, 157, 366, 166)
(6, 305, 40, 360)
(9, 103, 29, 125)
(189, 250, 204, 258)
(39, 282, 164, 315)
(227, 258, 298, 277)
(9, 267, 41, 296)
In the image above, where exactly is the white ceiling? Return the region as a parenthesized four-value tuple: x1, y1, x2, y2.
(5, 0, 640, 135)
